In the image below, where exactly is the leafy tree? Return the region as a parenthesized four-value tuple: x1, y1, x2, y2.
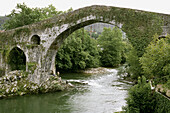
(55, 29, 100, 71)
(120, 38, 130, 64)
(140, 35, 170, 83)
(97, 27, 124, 67)
(125, 45, 143, 80)
(2, 3, 63, 30)
(123, 76, 156, 113)
(0, 16, 9, 30)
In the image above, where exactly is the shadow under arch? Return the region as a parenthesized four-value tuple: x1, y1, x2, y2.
(7, 47, 26, 71)
(31, 35, 41, 45)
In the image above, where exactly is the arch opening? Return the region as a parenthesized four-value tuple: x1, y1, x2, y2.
(8, 47, 26, 71)
(49, 19, 122, 50)
(54, 22, 125, 72)
(44, 20, 124, 73)
(31, 35, 41, 45)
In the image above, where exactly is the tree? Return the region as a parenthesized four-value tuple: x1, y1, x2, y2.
(0, 16, 9, 30)
(125, 45, 143, 80)
(140, 35, 170, 83)
(123, 76, 156, 113)
(2, 3, 63, 30)
(97, 27, 124, 67)
(55, 29, 100, 71)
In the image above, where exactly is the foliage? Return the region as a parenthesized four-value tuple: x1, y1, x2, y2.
(97, 27, 124, 67)
(123, 76, 156, 113)
(165, 80, 170, 89)
(120, 38, 130, 64)
(125, 45, 143, 80)
(55, 29, 100, 71)
(0, 16, 9, 30)
(140, 35, 170, 83)
(154, 92, 170, 113)
(2, 3, 63, 30)
(90, 32, 99, 39)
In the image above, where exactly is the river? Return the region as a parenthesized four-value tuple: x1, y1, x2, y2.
(0, 68, 131, 113)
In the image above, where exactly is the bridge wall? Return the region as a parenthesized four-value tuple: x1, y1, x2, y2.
(161, 14, 170, 35)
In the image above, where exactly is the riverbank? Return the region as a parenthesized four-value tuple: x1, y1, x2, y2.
(156, 84, 170, 98)
(0, 70, 70, 99)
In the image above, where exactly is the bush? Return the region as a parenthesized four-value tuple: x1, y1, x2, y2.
(125, 45, 143, 80)
(154, 92, 170, 113)
(123, 76, 156, 113)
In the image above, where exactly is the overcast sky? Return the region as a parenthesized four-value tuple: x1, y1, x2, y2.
(0, 0, 170, 16)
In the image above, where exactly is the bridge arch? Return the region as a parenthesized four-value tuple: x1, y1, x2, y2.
(7, 46, 26, 71)
(49, 18, 122, 50)
(41, 5, 163, 74)
(31, 35, 41, 45)
(44, 17, 122, 72)
(0, 5, 165, 81)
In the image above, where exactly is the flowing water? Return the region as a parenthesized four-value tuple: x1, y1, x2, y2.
(0, 69, 131, 113)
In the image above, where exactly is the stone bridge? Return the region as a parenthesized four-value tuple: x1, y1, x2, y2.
(0, 5, 170, 83)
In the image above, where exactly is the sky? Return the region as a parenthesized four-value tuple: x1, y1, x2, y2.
(0, 0, 170, 16)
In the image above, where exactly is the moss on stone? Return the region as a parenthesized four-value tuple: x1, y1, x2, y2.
(0, 71, 69, 99)
(27, 62, 37, 73)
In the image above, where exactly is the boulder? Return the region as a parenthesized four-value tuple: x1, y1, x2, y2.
(166, 90, 170, 97)
(156, 84, 164, 92)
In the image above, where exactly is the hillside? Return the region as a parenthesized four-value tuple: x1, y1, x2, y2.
(84, 23, 126, 39)
(0, 16, 9, 30)
(84, 23, 115, 33)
